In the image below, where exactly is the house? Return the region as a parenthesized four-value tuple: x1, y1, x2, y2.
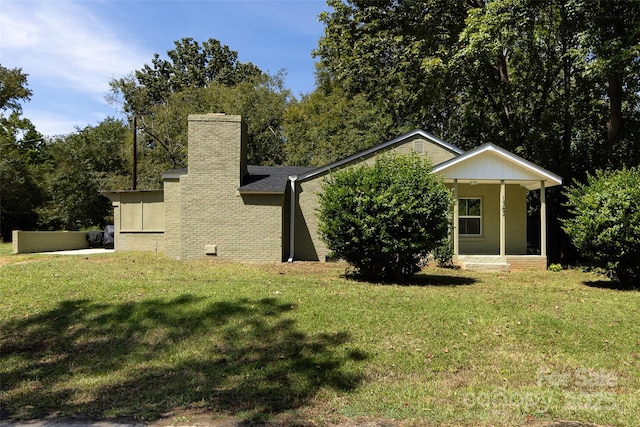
(103, 113, 562, 271)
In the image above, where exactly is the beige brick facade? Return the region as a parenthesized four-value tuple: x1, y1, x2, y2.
(105, 190, 165, 253)
(103, 116, 558, 271)
(169, 114, 283, 261)
(162, 176, 183, 258)
(507, 255, 548, 271)
(294, 135, 461, 261)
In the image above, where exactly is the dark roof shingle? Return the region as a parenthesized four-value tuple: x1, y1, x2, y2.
(239, 165, 316, 193)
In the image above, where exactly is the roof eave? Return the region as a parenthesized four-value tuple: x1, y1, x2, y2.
(237, 189, 284, 195)
(297, 129, 464, 182)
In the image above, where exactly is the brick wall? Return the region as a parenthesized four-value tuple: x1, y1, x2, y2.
(162, 177, 183, 258)
(174, 114, 283, 261)
(115, 231, 164, 253)
(105, 191, 165, 253)
(294, 135, 460, 261)
(507, 256, 548, 271)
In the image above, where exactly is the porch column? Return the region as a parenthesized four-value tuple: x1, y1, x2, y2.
(540, 180, 546, 258)
(453, 179, 459, 257)
(451, 179, 460, 259)
(500, 180, 506, 257)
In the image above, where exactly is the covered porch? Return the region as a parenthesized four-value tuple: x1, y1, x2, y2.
(432, 144, 562, 272)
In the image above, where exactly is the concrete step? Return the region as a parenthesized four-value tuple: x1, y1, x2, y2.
(460, 262, 511, 273)
(456, 256, 510, 272)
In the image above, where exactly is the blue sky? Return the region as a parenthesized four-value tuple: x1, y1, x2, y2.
(0, 0, 329, 136)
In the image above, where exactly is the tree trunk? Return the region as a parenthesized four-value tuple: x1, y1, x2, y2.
(606, 72, 624, 152)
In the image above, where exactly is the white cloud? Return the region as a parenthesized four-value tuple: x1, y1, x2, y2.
(1, 0, 148, 96)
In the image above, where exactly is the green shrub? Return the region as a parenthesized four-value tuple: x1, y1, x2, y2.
(317, 153, 453, 281)
(562, 168, 640, 286)
(433, 239, 455, 268)
(548, 263, 563, 272)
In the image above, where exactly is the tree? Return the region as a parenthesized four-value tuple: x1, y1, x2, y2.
(315, 0, 640, 172)
(109, 38, 262, 116)
(569, 0, 640, 166)
(37, 118, 129, 230)
(317, 153, 453, 281)
(284, 79, 393, 166)
(562, 168, 640, 287)
(0, 65, 42, 240)
(108, 38, 287, 178)
(0, 65, 32, 113)
(0, 113, 44, 240)
(315, 0, 468, 138)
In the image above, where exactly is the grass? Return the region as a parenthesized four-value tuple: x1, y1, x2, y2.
(1, 247, 639, 426)
(0, 242, 12, 256)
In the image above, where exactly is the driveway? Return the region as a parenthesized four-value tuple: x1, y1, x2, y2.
(36, 249, 115, 255)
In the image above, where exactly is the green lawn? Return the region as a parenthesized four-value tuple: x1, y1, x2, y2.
(1, 249, 638, 426)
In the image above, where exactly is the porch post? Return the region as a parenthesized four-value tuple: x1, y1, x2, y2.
(540, 180, 546, 258)
(500, 180, 506, 257)
(453, 179, 459, 257)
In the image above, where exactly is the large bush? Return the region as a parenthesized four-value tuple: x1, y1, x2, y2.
(318, 153, 453, 281)
(562, 168, 640, 286)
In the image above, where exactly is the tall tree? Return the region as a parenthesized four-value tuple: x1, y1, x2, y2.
(0, 65, 42, 240)
(284, 76, 393, 166)
(109, 38, 262, 116)
(315, 0, 468, 137)
(569, 0, 640, 166)
(108, 38, 288, 178)
(37, 118, 129, 230)
(0, 65, 32, 113)
(0, 113, 44, 240)
(315, 0, 640, 173)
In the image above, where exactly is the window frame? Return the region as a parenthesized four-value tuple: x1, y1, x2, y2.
(459, 197, 482, 237)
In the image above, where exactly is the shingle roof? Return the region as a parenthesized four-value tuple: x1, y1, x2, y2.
(162, 165, 315, 194)
(239, 165, 316, 194)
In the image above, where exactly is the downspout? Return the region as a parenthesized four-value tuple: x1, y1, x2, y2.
(287, 176, 297, 263)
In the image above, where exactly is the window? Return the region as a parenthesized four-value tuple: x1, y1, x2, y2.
(459, 198, 481, 236)
(413, 140, 424, 154)
(120, 192, 164, 232)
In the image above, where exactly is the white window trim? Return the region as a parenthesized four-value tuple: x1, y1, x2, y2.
(459, 197, 482, 237)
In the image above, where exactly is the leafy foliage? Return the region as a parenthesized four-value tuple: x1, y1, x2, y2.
(432, 238, 455, 268)
(562, 168, 640, 286)
(146, 74, 291, 169)
(108, 38, 262, 116)
(318, 153, 452, 281)
(0, 66, 42, 240)
(109, 39, 289, 174)
(0, 113, 44, 239)
(283, 82, 393, 166)
(0, 65, 32, 113)
(315, 0, 640, 174)
(37, 118, 130, 230)
(315, 0, 467, 139)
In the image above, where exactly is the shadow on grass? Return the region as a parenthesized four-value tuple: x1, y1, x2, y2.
(583, 280, 639, 291)
(0, 295, 366, 423)
(405, 274, 477, 287)
(343, 271, 477, 287)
